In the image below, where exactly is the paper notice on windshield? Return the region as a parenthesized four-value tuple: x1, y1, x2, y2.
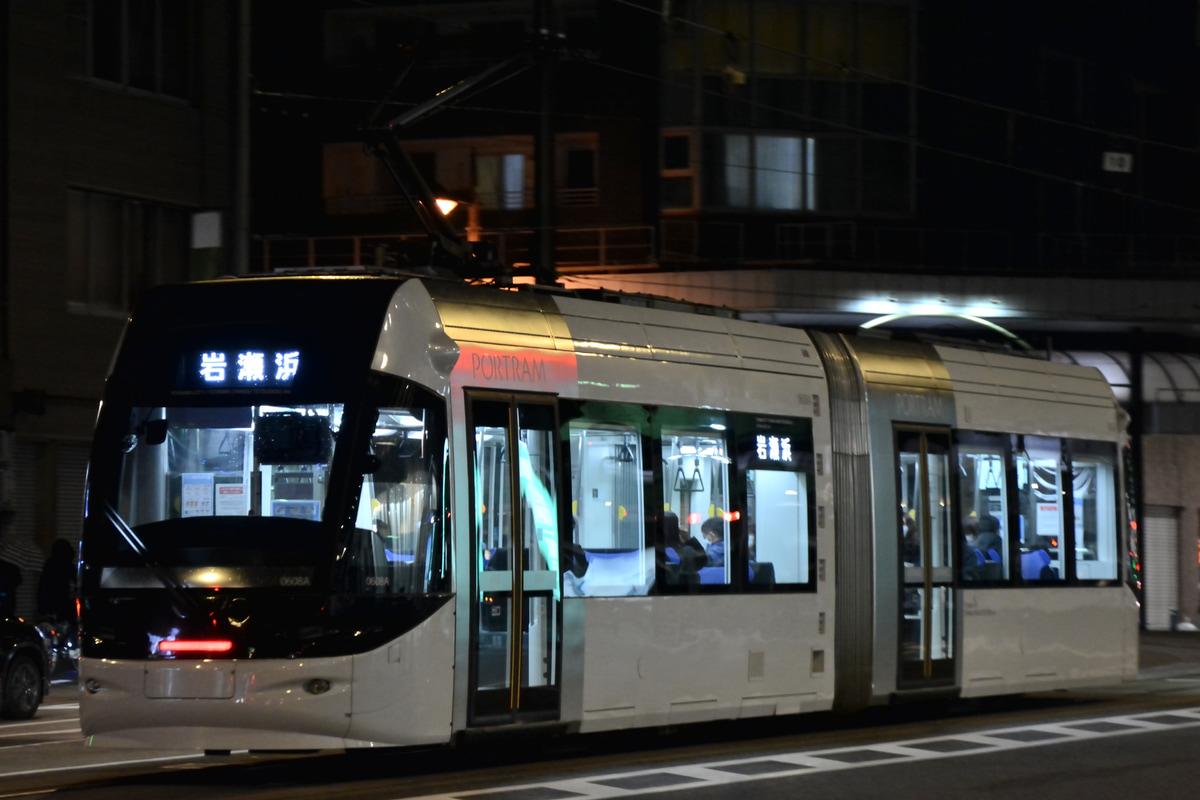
(182, 472, 215, 517)
(215, 483, 247, 516)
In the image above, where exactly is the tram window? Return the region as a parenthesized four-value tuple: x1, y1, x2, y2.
(117, 404, 344, 526)
(1015, 436, 1065, 582)
(1068, 440, 1119, 581)
(662, 423, 731, 587)
(345, 406, 444, 596)
(955, 436, 1009, 582)
(738, 414, 815, 588)
(561, 402, 653, 597)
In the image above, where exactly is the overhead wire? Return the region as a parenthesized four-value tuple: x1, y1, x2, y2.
(609, 0, 1197, 153)
(595, 0, 1200, 215)
(253, 2, 1200, 217)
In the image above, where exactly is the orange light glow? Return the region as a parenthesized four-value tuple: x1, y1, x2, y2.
(688, 512, 701, 525)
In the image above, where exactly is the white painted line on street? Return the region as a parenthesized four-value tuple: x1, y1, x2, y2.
(392, 707, 1200, 800)
(0, 727, 81, 741)
(0, 718, 79, 729)
(0, 754, 200, 779)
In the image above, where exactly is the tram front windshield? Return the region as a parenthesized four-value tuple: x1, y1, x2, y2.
(91, 399, 444, 597)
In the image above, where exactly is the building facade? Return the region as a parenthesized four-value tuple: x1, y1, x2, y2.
(0, 1, 243, 615)
(2, 0, 1198, 624)
(249, 0, 1200, 627)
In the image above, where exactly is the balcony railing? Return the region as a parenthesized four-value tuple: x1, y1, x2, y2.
(256, 225, 656, 274)
(256, 222, 1200, 280)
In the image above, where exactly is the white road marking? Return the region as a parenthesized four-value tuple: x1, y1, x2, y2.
(0, 754, 200, 779)
(0, 727, 82, 741)
(394, 707, 1200, 800)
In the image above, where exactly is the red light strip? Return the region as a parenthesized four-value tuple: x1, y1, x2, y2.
(158, 640, 233, 653)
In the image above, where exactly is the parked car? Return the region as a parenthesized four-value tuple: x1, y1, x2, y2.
(1, 615, 51, 719)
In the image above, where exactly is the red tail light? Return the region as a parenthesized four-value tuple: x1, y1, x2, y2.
(158, 640, 233, 654)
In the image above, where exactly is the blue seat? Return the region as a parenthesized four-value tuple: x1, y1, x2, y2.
(974, 548, 1002, 565)
(1021, 549, 1058, 580)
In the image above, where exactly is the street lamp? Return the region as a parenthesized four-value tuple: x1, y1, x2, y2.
(434, 195, 481, 243)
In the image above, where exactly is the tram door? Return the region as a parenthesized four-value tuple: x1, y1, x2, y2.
(896, 429, 956, 687)
(467, 394, 562, 723)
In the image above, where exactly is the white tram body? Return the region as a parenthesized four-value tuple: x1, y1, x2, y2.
(77, 275, 1137, 750)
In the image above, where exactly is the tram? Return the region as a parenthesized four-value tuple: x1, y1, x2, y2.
(76, 273, 1138, 750)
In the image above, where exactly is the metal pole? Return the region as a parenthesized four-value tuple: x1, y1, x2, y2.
(533, 0, 558, 285)
(1130, 328, 1145, 628)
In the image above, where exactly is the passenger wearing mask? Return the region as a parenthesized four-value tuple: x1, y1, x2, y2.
(700, 516, 725, 566)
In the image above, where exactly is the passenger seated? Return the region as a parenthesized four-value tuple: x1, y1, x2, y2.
(700, 516, 725, 566)
(658, 511, 707, 585)
(663, 512, 706, 565)
(974, 515, 1003, 563)
(962, 514, 1003, 581)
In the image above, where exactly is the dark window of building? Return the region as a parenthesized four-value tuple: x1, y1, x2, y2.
(664, 136, 691, 170)
(814, 137, 856, 212)
(91, 0, 123, 82)
(80, 0, 193, 101)
(860, 3, 909, 80)
(861, 139, 909, 214)
(67, 189, 193, 316)
(565, 16, 598, 53)
(661, 177, 695, 210)
(566, 150, 596, 189)
(409, 153, 437, 190)
(806, 2, 854, 79)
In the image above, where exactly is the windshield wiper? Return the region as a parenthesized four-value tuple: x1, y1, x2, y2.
(101, 502, 204, 619)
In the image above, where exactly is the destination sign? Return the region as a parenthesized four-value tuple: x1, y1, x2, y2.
(187, 348, 301, 390)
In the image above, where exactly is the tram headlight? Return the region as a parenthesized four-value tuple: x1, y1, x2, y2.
(305, 678, 331, 695)
(84, 679, 102, 694)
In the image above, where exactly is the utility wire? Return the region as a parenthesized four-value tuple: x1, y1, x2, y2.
(310, 0, 1194, 153)
(254, 2, 1200, 215)
(581, 56, 1200, 217)
(610, 0, 1198, 155)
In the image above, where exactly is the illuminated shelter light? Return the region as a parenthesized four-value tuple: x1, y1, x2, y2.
(860, 313, 1035, 353)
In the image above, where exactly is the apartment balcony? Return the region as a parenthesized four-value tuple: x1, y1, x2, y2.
(255, 221, 1200, 280)
(256, 225, 658, 275)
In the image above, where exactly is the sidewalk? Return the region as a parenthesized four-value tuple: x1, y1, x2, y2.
(1139, 629, 1200, 674)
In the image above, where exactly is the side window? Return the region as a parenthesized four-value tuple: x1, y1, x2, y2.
(1069, 440, 1120, 581)
(660, 417, 731, 588)
(562, 403, 653, 597)
(738, 415, 815, 588)
(955, 434, 1009, 583)
(1015, 436, 1065, 582)
(350, 401, 447, 596)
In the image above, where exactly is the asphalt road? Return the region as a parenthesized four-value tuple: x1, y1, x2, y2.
(3, 631, 1199, 799)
